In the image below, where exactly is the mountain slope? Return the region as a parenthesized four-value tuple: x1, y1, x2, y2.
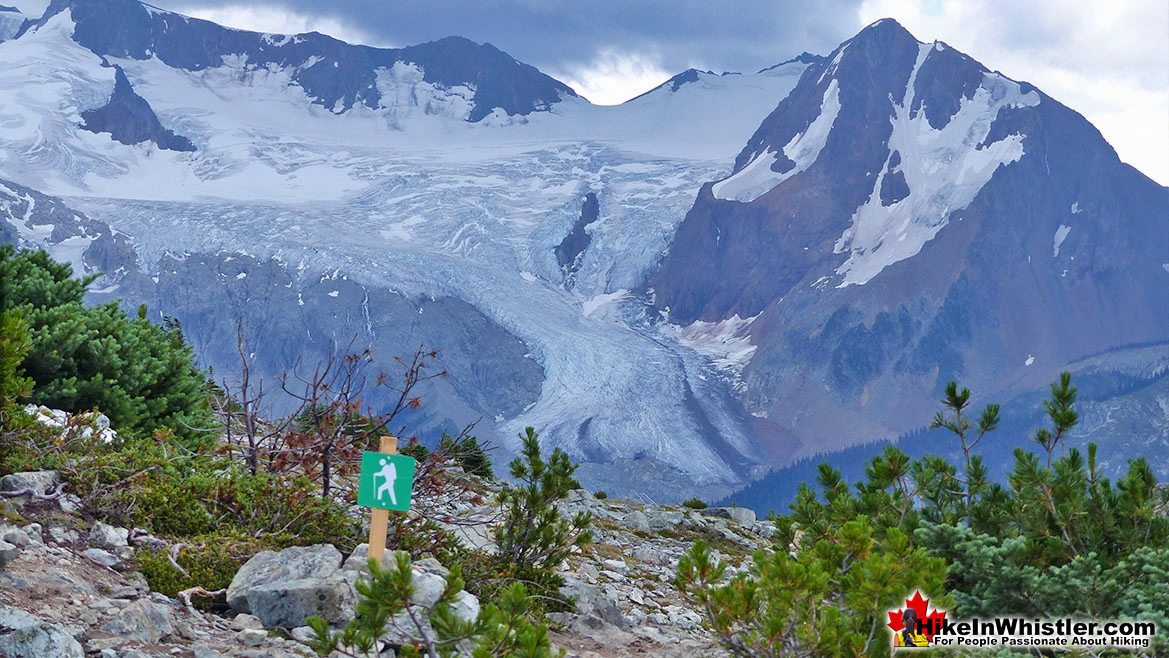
(1, 4, 1164, 499)
(649, 19, 1169, 460)
(36, 0, 576, 121)
(0, 0, 821, 499)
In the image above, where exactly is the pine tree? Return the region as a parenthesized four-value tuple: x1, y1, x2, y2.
(0, 246, 211, 446)
(494, 427, 591, 586)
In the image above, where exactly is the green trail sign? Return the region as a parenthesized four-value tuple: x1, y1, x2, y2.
(357, 451, 416, 512)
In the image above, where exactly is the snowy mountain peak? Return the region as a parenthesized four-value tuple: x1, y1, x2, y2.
(34, 0, 576, 121)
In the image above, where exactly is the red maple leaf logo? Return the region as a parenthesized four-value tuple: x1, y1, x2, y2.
(887, 591, 947, 641)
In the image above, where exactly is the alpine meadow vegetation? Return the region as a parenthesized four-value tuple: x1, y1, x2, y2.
(677, 374, 1169, 657)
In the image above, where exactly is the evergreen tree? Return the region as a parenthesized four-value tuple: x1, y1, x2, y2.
(0, 246, 211, 446)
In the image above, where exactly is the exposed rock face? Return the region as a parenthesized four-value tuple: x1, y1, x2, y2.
(650, 18, 1169, 461)
(98, 599, 174, 643)
(40, 0, 577, 121)
(81, 66, 196, 151)
(245, 576, 355, 628)
(0, 470, 59, 495)
(555, 192, 599, 278)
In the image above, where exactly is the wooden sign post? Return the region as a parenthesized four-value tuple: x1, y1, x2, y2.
(357, 436, 417, 562)
(368, 435, 396, 562)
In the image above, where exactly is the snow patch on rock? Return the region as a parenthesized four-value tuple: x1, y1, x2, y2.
(712, 79, 841, 203)
(1053, 224, 1071, 258)
(833, 46, 1040, 287)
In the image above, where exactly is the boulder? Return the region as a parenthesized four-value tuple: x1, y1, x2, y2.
(227, 544, 342, 613)
(245, 575, 355, 628)
(644, 510, 684, 531)
(450, 590, 480, 624)
(0, 540, 19, 568)
(98, 599, 174, 644)
(340, 544, 407, 575)
(0, 605, 84, 658)
(619, 511, 650, 532)
(560, 576, 625, 628)
(699, 506, 756, 526)
(230, 613, 264, 631)
(0, 471, 59, 495)
(411, 571, 447, 608)
(88, 523, 129, 550)
(0, 526, 27, 548)
(82, 548, 121, 567)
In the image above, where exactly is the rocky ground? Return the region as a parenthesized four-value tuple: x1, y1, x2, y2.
(0, 412, 774, 657)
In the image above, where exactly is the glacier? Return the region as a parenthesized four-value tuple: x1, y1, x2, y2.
(0, 6, 812, 495)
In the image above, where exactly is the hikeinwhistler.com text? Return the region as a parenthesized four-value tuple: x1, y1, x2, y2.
(926, 617, 1158, 650)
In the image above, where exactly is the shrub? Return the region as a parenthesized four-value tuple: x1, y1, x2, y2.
(0, 247, 212, 447)
(495, 427, 591, 576)
(307, 553, 561, 658)
(594, 491, 607, 500)
(677, 520, 947, 658)
(137, 533, 270, 611)
(681, 498, 707, 510)
(0, 310, 32, 407)
(682, 373, 1169, 658)
(437, 432, 494, 479)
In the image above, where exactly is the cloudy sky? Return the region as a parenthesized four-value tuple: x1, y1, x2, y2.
(155, 0, 1168, 184)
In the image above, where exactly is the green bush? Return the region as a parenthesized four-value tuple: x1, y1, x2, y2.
(308, 552, 561, 658)
(681, 498, 707, 510)
(680, 373, 1169, 657)
(0, 310, 32, 407)
(495, 428, 591, 576)
(594, 491, 607, 500)
(62, 444, 360, 544)
(437, 433, 494, 479)
(137, 533, 271, 611)
(0, 247, 212, 447)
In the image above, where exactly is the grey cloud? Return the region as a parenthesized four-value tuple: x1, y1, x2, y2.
(158, 0, 866, 76)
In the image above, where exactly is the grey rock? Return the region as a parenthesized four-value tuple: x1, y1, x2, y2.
(173, 618, 206, 640)
(0, 470, 59, 495)
(450, 590, 480, 624)
(20, 524, 43, 545)
(237, 628, 267, 647)
(0, 540, 19, 568)
(227, 544, 342, 613)
(246, 575, 355, 628)
(0, 527, 28, 549)
(699, 506, 756, 526)
(412, 557, 449, 577)
(107, 585, 137, 599)
(751, 521, 777, 538)
(88, 523, 130, 550)
(560, 576, 625, 628)
(0, 605, 84, 658)
(122, 650, 159, 658)
(98, 599, 174, 643)
(410, 571, 447, 608)
(340, 544, 407, 575)
(231, 613, 264, 631)
(83, 548, 121, 567)
(289, 626, 316, 643)
(47, 526, 78, 544)
(631, 545, 669, 565)
(619, 511, 650, 532)
(57, 493, 83, 515)
(192, 643, 228, 658)
(644, 510, 684, 531)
